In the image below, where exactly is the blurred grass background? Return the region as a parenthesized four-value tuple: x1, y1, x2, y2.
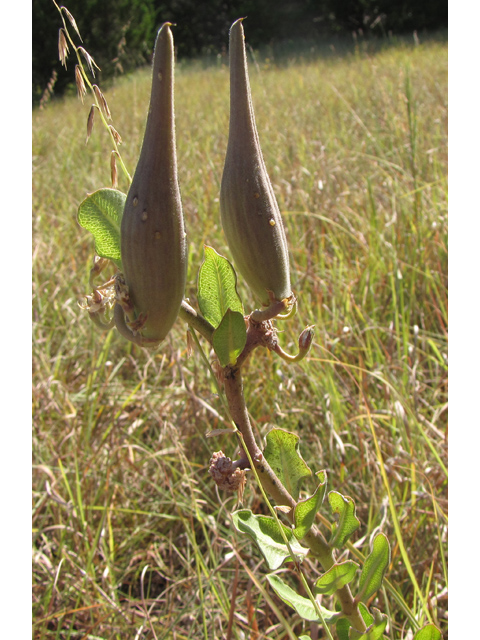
(32, 31, 447, 639)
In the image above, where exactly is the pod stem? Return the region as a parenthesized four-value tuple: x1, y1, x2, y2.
(179, 300, 215, 343)
(250, 294, 296, 323)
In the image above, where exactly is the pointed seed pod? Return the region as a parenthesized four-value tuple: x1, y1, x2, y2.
(220, 18, 292, 307)
(117, 23, 187, 343)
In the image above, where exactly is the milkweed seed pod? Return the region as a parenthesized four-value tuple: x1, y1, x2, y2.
(117, 23, 187, 343)
(220, 19, 292, 307)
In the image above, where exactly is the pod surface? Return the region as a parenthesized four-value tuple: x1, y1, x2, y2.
(120, 24, 187, 341)
(220, 19, 291, 306)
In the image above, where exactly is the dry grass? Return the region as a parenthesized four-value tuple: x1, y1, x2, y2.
(32, 32, 447, 639)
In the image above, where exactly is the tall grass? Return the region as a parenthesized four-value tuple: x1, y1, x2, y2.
(32, 33, 447, 639)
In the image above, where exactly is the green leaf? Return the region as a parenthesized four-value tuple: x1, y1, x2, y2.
(231, 510, 308, 571)
(349, 607, 388, 640)
(336, 617, 351, 640)
(263, 429, 312, 501)
(197, 246, 243, 327)
(358, 603, 374, 627)
(357, 533, 391, 602)
(266, 574, 338, 624)
(328, 491, 360, 548)
(77, 188, 125, 268)
(314, 561, 359, 595)
(293, 470, 327, 539)
(212, 309, 246, 366)
(413, 624, 443, 640)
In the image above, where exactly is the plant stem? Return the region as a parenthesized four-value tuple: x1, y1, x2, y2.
(179, 305, 366, 631)
(222, 364, 366, 632)
(179, 300, 215, 343)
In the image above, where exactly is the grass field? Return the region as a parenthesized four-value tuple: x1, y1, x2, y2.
(32, 31, 448, 639)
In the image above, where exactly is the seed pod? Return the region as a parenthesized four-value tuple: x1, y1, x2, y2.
(220, 18, 292, 306)
(117, 23, 187, 343)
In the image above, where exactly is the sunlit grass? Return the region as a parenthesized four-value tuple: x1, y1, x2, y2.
(33, 33, 447, 639)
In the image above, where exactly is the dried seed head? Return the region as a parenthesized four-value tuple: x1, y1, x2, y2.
(92, 84, 102, 104)
(110, 152, 118, 188)
(39, 70, 58, 110)
(62, 7, 82, 41)
(74, 65, 86, 102)
(85, 104, 96, 144)
(58, 29, 69, 67)
(93, 84, 112, 120)
(78, 47, 100, 77)
(108, 124, 122, 145)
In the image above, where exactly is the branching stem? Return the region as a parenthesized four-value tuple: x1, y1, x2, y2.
(175, 305, 366, 631)
(222, 360, 366, 632)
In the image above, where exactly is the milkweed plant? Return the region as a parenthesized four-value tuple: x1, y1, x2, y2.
(54, 3, 442, 639)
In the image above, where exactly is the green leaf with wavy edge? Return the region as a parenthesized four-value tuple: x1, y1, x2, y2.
(314, 560, 359, 596)
(77, 188, 125, 269)
(212, 309, 246, 366)
(328, 491, 360, 548)
(293, 470, 328, 539)
(336, 617, 351, 640)
(198, 246, 243, 328)
(231, 510, 308, 571)
(349, 607, 388, 640)
(337, 603, 377, 640)
(413, 624, 443, 640)
(263, 428, 312, 501)
(357, 533, 391, 602)
(266, 574, 339, 624)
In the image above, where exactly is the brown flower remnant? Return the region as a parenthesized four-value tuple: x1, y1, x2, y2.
(209, 451, 247, 496)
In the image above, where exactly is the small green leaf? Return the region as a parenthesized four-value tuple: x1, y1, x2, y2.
(212, 309, 246, 366)
(293, 470, 328, 539)
(231, 510, 308, 571)
(413, 624, 443, 640)
(336, 617, 351, 640)
(349, 607, 388, 640)
(357, 533, 391, 602)
(77, 188, 125, 268)
(358, 603, 374, 627)
(328, 491, 360, 548)
(263, 428, 312, 501)
(198, 246, 243, 327)
(266, 574, 339, 624)
(314, 560, 359, 595)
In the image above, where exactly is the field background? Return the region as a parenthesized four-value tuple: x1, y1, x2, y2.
(32, 31, 448, 639)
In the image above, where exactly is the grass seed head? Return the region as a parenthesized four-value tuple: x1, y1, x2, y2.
(74, 65, 86, 102)
(85, 104, 95, 143)
(93, 84, 112, 120)
(58, 28, 69, 67)
(108, 125, 122, 145)
(78, 47, 101, 77)
(61, 7, 82, 41)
